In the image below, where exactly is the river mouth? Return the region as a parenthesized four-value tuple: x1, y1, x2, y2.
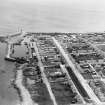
(0, 42, 20, 105)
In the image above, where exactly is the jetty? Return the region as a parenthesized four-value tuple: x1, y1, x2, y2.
(5, 42, 16, 61)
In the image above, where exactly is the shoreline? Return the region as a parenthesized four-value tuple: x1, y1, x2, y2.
(14, 64, 37, 105)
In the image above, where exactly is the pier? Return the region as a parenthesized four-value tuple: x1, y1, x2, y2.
(5, 42, 16, 61)
(4, 30, 27, 61)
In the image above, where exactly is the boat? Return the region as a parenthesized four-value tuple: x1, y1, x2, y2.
(5, 56, 29, 64)
(4, 57, 16, 62)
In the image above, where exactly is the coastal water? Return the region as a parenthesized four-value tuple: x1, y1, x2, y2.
(0, 43, 19, 105)
(0, 0, 105, 35)
(0, 0, 105, 105)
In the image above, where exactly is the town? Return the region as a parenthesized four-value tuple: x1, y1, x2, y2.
(2, 32, 105, 105)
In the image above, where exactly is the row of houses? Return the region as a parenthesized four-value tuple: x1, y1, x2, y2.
(35, 35, 83, 105)
(55, 34, 105, 103)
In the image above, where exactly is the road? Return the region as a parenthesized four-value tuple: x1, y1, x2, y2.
(52, 37, 101, 105)
(33, 42, 58, 105)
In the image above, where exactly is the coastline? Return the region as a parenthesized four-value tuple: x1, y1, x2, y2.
(14, 64, 37, 105)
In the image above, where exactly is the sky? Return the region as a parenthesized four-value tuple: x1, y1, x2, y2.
(9, 0, 105, 4)
(2, 0, 105, 11)
(1, 0, 105, 10)
(3, 0, 105, 4)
